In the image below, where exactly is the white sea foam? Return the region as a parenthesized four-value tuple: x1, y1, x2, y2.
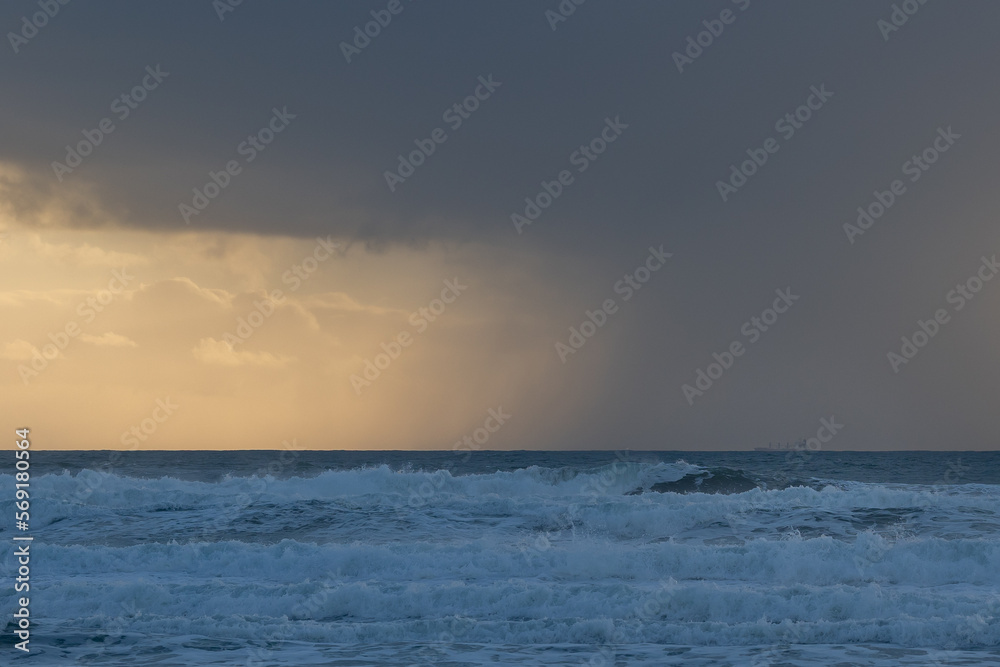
(2, 463, 999, 665)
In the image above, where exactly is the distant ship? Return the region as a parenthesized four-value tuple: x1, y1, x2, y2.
(754, 439, 807, 451)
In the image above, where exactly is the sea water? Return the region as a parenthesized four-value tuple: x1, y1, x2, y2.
(2, 450, 999, 665)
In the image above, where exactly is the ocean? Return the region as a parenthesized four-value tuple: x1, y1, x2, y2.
(3, 450, 1000, 666)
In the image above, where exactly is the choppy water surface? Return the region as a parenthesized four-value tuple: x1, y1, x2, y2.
(3, 450, 999, 665)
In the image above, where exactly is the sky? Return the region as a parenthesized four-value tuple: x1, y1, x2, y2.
(1, 0, 998, 451)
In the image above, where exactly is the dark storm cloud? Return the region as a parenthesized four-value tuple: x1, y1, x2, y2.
(1, 1, 993, 246)
(4, 0, 1000, 449)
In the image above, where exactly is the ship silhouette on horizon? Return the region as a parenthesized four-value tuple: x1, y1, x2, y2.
(754, 439, 808, 452)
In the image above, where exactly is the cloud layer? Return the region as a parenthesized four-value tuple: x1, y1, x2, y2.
(2, 2, 999, 449)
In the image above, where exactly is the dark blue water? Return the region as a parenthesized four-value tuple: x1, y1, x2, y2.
(30, 448, 999, 484)
(4, 450, 999, 666)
